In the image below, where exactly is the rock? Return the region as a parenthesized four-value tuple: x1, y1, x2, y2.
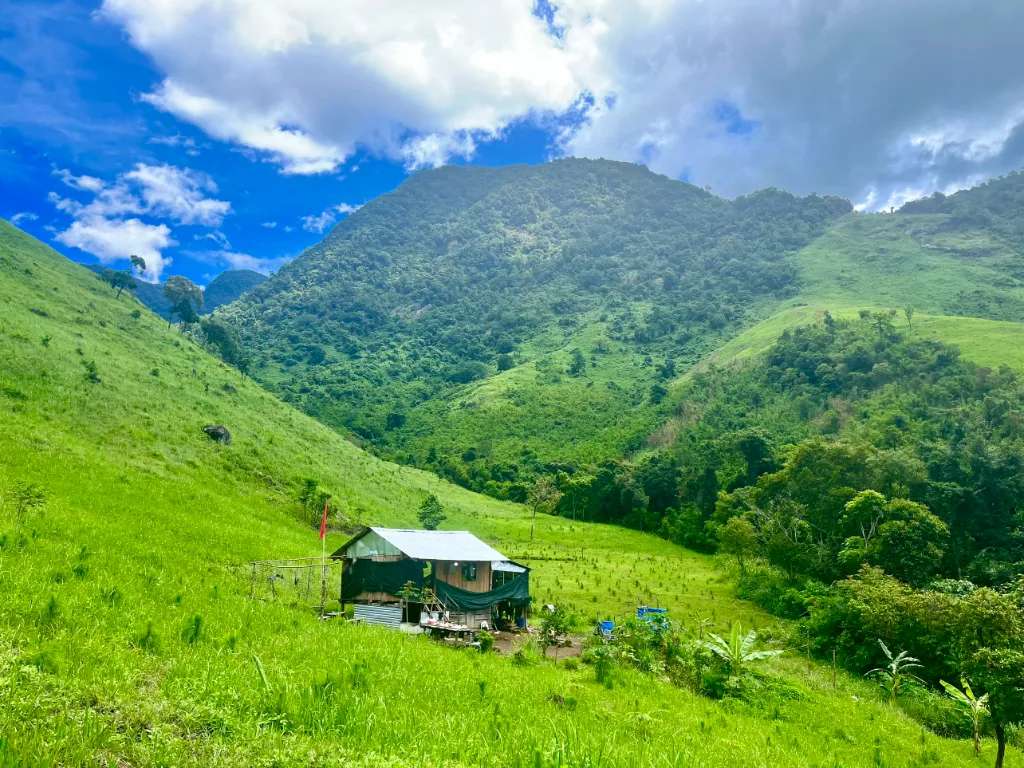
(202, 424, 232, 445)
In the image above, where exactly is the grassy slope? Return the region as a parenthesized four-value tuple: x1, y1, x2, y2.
(0, 220, 1001, 766)
(678, 213, 1024, 382)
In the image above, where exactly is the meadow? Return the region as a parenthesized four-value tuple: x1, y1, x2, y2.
(0, 219, 1015, 766)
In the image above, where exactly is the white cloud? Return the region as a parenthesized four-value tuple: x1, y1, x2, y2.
(49, 162, 230, 280)
(56, 216, 175, 280)
(553, 0, 1024, 207)
(101, 0, 583, 173)
(102, 1, 1024, 205)
(123, 164, 230, 226)
(149, 133, 200, 156)
(301, 202, 361, 234)
(194, 249, 290, 275)
(53, 167, 105, 193)
(10, 211, 38, 226)
(260, 221, 277, 229)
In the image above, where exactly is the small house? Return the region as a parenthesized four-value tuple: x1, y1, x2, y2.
(332, 527, 530, 629)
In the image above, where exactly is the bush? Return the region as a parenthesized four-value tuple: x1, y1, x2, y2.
(476, 630, 494, 654)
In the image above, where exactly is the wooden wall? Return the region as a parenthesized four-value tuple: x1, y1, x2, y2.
(434, 560, 491, 593)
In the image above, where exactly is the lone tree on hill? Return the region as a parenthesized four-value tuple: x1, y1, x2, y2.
(101, 268, 136, 298)
(418, 494, 446, 530)
(163, 275, 203, 327)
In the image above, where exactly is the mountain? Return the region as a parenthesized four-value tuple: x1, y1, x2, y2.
(203, 268, 267, 312)
(220, 159, 850, 497)
(222, 160, 1024, 507)
(87, 267, 267, 319)
(2, 218, 989, 766)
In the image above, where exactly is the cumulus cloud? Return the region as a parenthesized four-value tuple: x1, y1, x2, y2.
(56, 217, 175, 279)
(301, 202, 361, 234)
(101, 0, 583, 174)
(105, 0, 1024, 207)
(49, 162, 230, 280)
(554, 0, 1024, 206)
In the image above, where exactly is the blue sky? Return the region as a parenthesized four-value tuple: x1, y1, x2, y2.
(3, 1, 1022, 285)
(0, 2, 556, 284)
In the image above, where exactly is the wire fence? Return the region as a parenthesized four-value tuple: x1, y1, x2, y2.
(249, 557, 343, 611)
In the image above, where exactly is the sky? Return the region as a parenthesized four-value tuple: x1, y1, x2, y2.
(2, 0, 1023, 285)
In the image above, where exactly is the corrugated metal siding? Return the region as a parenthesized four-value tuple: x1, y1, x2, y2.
(354, 604, 403, 629)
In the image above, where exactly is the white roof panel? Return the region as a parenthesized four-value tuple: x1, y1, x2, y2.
(368, 527, 508, 562)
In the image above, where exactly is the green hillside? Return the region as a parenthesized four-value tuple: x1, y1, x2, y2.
(220, 159, 850, 497)
(0, 220, 1004, 766)
(203, 268, 267, 313)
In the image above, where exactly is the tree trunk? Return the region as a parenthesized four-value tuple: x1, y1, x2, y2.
(995, 723, 1006, 768)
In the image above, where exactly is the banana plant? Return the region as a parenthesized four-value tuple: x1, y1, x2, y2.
(940, 678, 989, 757)
(700, 622, 782, 677)
(866, 639, 924, 703)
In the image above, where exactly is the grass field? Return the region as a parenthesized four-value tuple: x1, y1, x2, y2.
(0, 220, 1015, 766)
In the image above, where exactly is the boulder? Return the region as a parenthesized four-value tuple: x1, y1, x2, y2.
(202, 424, 232, 445)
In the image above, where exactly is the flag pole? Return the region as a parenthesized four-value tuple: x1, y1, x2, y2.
(319, 497, 330, 615)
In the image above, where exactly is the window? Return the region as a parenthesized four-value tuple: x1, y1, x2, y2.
(461, 563, 477, 582)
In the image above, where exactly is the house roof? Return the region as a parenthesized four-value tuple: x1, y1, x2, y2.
(337, 526, 511, 563)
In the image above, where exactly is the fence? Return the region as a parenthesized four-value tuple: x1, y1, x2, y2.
(249, 556, 343, 612)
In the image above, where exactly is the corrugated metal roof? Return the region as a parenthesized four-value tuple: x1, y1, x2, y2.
(366, 527, 509, 562)
(492, 560, 528, 573)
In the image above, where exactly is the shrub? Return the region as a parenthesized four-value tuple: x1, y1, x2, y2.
(476, 630, 494, 654)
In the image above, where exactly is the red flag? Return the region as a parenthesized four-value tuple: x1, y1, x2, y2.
(319, 498, 330, 540)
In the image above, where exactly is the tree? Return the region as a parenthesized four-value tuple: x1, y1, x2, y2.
(539, 605, 576, 659)
(701, 623, 781, 677)
(966, 649, 1024, 768)
(129, 254, 146, 275)
(868, 499, 948, 585)
(200, 317, 248, 372)
(418, 494, 446, 530)
(568, 348, 586, 377)
(940, 678, 989, 757)
(903, 305, 915, 332)
(496, 353, 514, 372)
(718, 516, 757, 574)
(528, 476, 562, 542)
(100, 269, 136, 298)
(164, 276, 203, 327)
(866, 639, 924, 704)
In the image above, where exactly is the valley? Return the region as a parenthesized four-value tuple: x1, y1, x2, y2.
(1, 217, 1016, 766)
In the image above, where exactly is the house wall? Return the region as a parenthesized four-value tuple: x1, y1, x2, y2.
(434, 560, 491, 593)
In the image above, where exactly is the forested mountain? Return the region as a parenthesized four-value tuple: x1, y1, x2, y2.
(8, 218, 1001, 767)
(203, 268, 267, 312)
(221, 159, 849, 494)
(87, 266, 265, 319)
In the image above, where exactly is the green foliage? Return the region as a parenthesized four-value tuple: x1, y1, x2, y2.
(939, 678, 989, 756)
(221, 159, 849, 490)
(866, 640, 924, 704)
(199, 317, 249, 372)
(417, 493, 445, 530)
(202, 269, 267, 313)
(701, 623, 782, 678)
(0, 195, 1016, 767)
(164, 275, 203, 326)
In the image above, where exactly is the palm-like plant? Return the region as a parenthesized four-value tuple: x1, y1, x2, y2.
(866, 639, 924, 703)
(700, 623, 782, 676)
(940, 678, 989, 757)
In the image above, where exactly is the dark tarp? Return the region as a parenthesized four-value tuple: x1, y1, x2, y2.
(342, 558, 424, 600)
(435, 572, 530, 611)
